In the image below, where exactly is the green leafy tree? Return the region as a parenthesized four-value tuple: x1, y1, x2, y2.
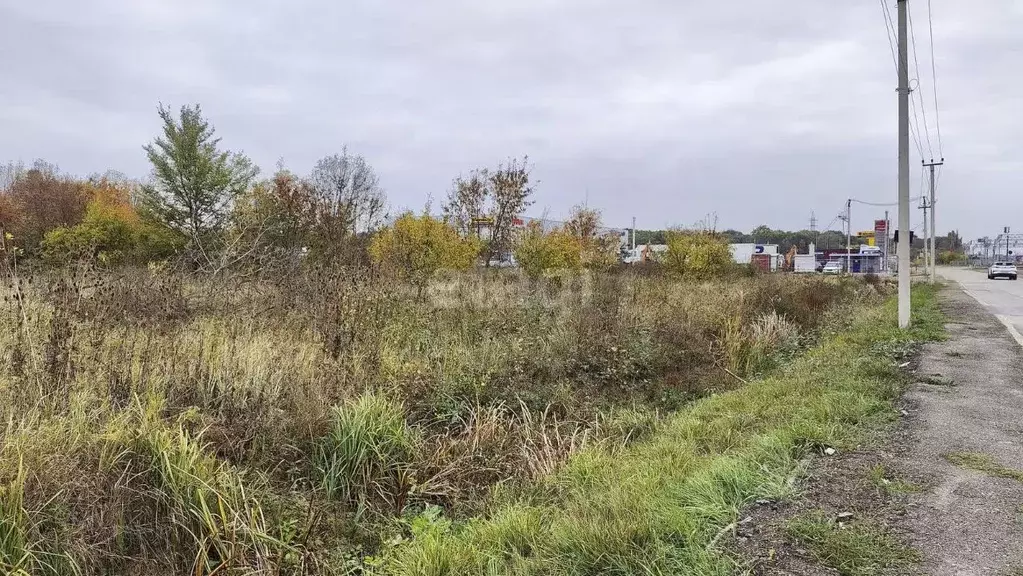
(369, 212, 479, 295)
(514, 222, 582, 280)
(141, 104, 257, 263)
(632, 229, 667, 245)
(661, 230, 734, 279)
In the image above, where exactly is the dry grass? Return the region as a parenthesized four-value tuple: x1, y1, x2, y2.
(0, 262, 878, 573)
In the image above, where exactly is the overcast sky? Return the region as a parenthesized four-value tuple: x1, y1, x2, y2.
(1, 1, 1020, 240)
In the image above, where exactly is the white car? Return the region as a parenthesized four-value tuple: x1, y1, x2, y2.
(988, 262, 1018, 280)
(822, 261, 843, 275)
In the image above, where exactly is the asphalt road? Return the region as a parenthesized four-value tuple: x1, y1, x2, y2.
(938, 266, 1023, 346)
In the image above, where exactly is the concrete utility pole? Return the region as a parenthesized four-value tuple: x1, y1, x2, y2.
(920, 197, 929, 275)
(631, 216, 636, 250)
(884, 209, 890, 272)
(897, 0, 911, 328)
(924, 159, 944, 282)
(846, 199, 852, 273)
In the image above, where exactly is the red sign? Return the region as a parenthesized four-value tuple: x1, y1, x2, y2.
(874, 219, 887, 233)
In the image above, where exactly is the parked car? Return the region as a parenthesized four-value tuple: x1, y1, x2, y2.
(822, 261, 843, 275)
(988, 262, 1018, 280)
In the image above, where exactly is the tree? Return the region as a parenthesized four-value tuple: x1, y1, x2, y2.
(0, 163, 22, 245)
(0, 161, 25, 194)
(231, 166, 316, 256)
(369, 212, 479, 295)
(514, 222, 581, 280)
(633, 229, 667, 245)
(443, 169, 488, 237)
(565, 205, 620, 270)
(443, 157, 534, 266)
(487, 157, 534, 265)
(936, 230, 963, 252)
(141, 104, 257, 262)
(661, 230, 734, 279)
(4, 161, 88, 253)
(309, 149, 386, 251)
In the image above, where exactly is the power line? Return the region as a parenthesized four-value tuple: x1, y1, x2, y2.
(927, 0, 944, 158)
(851, 195, 923, 208)
(879, 0, 899, 69)
(907, 1, 935, 159)
(822, 202, 847, 233)
(880, 0, 926, 159)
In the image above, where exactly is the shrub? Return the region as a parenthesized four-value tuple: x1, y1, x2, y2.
(564, 206, 620, 271)
(40, 180, 184, 265)
(661, 230, 734, 279)
(514, 222, 582, 280)
(370, 213, 479, 294)
(936, 250, 966, 265)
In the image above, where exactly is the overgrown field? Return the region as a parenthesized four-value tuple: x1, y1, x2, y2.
(0, 264, 916, 575)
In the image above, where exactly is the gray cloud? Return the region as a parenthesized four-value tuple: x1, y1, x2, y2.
(1, 0, 1019, 240)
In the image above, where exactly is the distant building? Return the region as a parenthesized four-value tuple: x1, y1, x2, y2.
(624, 244, 668, 264)
(731, 243, 781, 271)
(817, 249, 884, 274)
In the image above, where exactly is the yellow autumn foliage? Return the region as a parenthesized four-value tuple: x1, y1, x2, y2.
(369, 212, 479, 289)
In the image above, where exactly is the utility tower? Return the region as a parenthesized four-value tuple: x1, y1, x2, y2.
(896, 0, 911, 328)
(923, 159, 944, 283)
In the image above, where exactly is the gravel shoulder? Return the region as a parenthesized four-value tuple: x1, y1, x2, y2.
(731, 284, 1023, 575)
(901, 285, 1023, 575)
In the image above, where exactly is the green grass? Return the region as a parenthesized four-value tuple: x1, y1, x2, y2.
(786, 510, 920, 576)
(944, 452, 1023, 483)
(373, 284, 945, 575)
(316, 393, 421, 506)
(867, 464, 921, 495)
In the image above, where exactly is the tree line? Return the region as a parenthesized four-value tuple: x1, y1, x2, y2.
(0, 104, 629, 283)
(3, 103, 963, 281)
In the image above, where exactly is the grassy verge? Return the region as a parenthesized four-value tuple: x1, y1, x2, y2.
(785, 511, 920, 576)
(374, 284, 945, 575)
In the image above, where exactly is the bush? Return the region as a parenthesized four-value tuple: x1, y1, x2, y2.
(936, 250, 966, 265)
(40, 181, 184, 265)
(661, 230, 734, 279)
(370, 212, 479, 294)
(514, 222, 582, 280)
(564, 206, 620, 271)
